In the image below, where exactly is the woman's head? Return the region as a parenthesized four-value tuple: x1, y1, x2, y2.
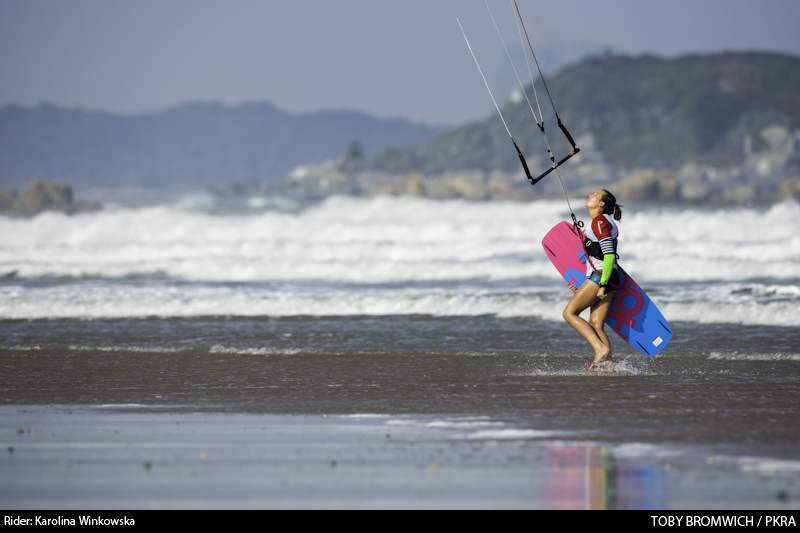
(587, 189, 622, 221)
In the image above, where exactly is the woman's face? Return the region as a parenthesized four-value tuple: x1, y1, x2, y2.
(585, 190, 605, 210)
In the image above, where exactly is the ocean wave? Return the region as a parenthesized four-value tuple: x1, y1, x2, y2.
(1, 279, 798, 325)
(2, 197, 799, 324)
(1, 197, 798, 284)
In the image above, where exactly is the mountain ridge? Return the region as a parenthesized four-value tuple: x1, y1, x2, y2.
(0, 101, 445, 195)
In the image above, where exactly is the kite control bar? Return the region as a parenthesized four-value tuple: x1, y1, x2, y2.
(530, 146, 580, 185)
(517, 118, 580, 187)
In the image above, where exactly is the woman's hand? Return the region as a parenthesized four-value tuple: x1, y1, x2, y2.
(597, 286, 607, 300)
(569, 284, 578, 293)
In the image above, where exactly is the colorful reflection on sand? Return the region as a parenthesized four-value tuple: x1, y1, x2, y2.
(546, 445, 668, 510)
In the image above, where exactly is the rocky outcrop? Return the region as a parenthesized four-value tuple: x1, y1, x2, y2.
(398, 122, 800, 204)
(264, 161, 536, 202)
(368, 173, 533, 201)
(662, 123, 800, 204)
(0, 182, 100, 217)
(0, 188, 16, 211)
(585, 169, 677, 203)
(779, 177, 800, 200)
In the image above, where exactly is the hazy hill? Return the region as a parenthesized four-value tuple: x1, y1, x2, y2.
(349, 52, 800, 174)
(0, 102, 444, 195)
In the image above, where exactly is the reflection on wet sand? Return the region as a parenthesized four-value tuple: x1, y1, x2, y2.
(546, 445, 668, 510)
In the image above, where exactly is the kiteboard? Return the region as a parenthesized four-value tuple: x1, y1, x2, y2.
(542, 221, 672, 356)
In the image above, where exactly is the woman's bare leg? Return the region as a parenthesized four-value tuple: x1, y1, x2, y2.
(588, 289, 617, 370)
(589, 289, 617, 348)
(562, 281, 610, 362)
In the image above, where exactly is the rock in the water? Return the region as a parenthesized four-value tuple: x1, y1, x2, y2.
(0, 182, 100, 217)
(0, 188, 17, 211)
(779, 177, 800, 200)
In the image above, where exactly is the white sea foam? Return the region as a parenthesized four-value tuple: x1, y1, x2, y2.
(0, 345, 43, 351)
(611, 442, 684, 459)
(95, 404, 158, 409)
(707, 352, 800, 361)
(1, 197, 799, 323)
(464, 429, 576, 440)
(735, 457, 800, 474)
(0, 278, 798, 325)
(0, 198, 557, 282)
(336, 414, 390, 419)
(425, 420, 506, 429)
(2, 197, 797, 283)
(384, 418, 420, 427)
(0, 282, 559, 320)
(66, 345, 189, 353)
(208, 345, 298, 356)
(383, 417, 504, 430)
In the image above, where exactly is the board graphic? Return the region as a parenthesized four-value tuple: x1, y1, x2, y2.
(542, 221, 672, 356)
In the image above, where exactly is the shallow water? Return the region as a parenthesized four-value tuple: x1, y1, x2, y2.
(2, 316, 798, 462)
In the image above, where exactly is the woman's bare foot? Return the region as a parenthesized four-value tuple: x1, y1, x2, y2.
(589, 346, 612, 371)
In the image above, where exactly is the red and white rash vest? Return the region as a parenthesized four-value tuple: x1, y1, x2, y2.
(584, 213, 618, 276)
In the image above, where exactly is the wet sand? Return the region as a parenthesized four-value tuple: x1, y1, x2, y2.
(1, 406, 797, 510)
(2, 317, 800, 509)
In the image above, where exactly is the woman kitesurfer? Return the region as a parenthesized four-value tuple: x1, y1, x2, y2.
(562, 189, 623, 371)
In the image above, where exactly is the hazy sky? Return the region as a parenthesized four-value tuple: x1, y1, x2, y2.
(1, 0, 799, 126)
